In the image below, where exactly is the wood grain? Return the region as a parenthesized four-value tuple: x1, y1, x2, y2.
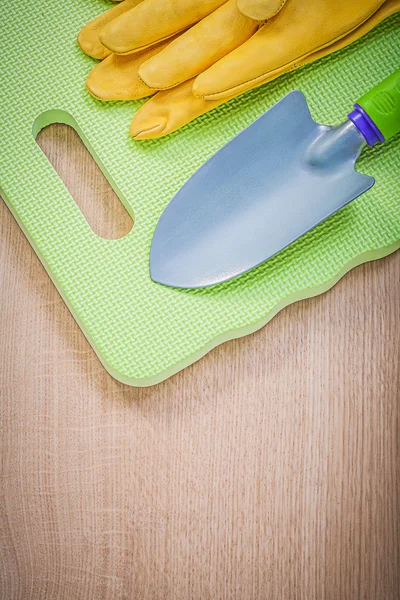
(1, 124, 399, 600)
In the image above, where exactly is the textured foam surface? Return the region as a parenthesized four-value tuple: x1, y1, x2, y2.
(0, 1, 399, 385)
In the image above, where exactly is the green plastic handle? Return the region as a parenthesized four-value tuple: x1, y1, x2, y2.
(357, 67, 400, 141)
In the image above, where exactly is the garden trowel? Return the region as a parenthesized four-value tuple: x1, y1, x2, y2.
(150, 68, 400, 288)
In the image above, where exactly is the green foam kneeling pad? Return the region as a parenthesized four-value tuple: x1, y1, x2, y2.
(0, 1, 399, 386)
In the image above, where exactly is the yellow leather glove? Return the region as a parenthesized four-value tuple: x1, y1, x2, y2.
(78, 0, 400, 139)
(130, 0, 400, 139)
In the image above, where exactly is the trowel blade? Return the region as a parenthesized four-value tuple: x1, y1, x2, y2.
(150, 91, 374, 288)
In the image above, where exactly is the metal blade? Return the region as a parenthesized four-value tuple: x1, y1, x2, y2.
(150, 91, 374, 288)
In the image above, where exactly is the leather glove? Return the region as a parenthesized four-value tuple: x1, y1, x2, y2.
(78, 0, 400, 139)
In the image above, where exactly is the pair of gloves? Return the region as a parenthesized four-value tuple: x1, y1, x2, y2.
(78, 0, 400, 139)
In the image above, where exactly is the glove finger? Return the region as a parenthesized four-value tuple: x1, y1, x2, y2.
(130, 0, 399, 140)
(100, 0, 227, 55)
(130, 80, 226, 139)
(236, 0, 287, 20)
(193, 0, 386, 100)
(78, 0, 143, 60)
(86, 39, 175, 101)
(139, 0, 258, 90)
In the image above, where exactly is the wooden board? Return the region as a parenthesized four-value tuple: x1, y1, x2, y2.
(1, 124, 399, 600)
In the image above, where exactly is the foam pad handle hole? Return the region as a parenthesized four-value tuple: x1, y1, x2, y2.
(36, 124, 133, 240)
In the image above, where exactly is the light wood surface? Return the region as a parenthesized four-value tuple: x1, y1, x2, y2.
(1, 125, 399, 600)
